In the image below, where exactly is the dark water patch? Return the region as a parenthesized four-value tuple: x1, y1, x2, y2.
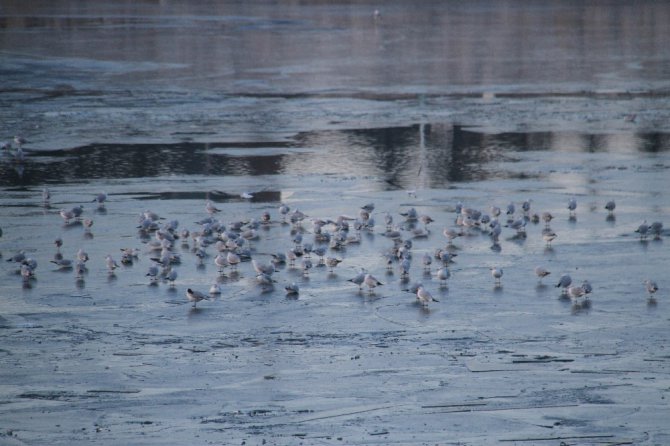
(130, 190, 281, 203)
(0, 86, 105, 101)
(18, 390, 98, 401)
(2, 126, 669, 189)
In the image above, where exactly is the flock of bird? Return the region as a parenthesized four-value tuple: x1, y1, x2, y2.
(1, 184, 663, 310)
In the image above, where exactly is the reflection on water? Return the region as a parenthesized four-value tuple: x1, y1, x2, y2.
(1, 1, 669, 94)
(2, 126, 669, 190)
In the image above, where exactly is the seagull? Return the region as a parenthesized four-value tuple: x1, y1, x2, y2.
(422, 252, 432, 271)
(286, 249, 297, 267)
(534, 266, 551, 283)
(146, 265, 159, 282)
(105, 254, 120, 273)
(347, 269, 367, 290)
(443, 228, 462, 245)
(325, 257, 342, 273)
(214, 254, 229, 272)
(301, 258, 313, 276)
(209, 283, 221, 295)
(542, 231, 557, 246)
(399, 256, 411, 277)
(436, 266, 450, 286)
(226, 251, 241, 270)
(400, 207, 418, 221)
(581, 280, 592, 296)
(278, 203, 290, 222)
(490, 221, 501, 244)
(186, 288, 209, 307)
(285, 282, 300, 296)
(490, 266, 503, 286)
(567, 197, 577, 216)
(419, 214, 434, 226)
(363, 273, 383, 294)
(166, 269, 177, 286)
(567, 285, 585, 301)
(305, 246, 321, 263)
(649, 221, 663, 239)
(71, 205, 84, 218)
(506, 218, 527, 235)
(604, 200, 616, 214)
(256, 272, 275, 288)
(505, 202, 515, 218)
(635, 220, 649, 239)
(541, 212, 554, 227)
(59, 208, 76, 224)
(14, 135, 26, 148)
(7, 250, 27, 264)
(384, 212, 393, 230)
(644, 279, 658, 299)
(205, 200, 221, 215)
(416, 285, 439, 307)
(93, 192, 107, 206)
(556, 274, 572, 295)
(252, 259, 275, 276)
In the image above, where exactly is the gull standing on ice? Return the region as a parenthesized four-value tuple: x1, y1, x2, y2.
(214, 253, 229, 272)
(285, 282, 300, 296)
(649, 221, 663, 239)
(644, 279, 658, 300)
(567, 285, 585, 301)
(186, 288, 209, 307)
(556, 274, 572, 295)
(146, 265, 159, 282)
(93, 192, 107, 207)
(325, 257, 342, 273)
(227, 251, 241, 270)
(543, 231, 557, 246)
(635, 220, 649, 239)
(205, 200, 221, 215)
(567, 197, 577, 216)
(422, 252, 432, 271)
(490, 266, 503, 286)
(347, 269, 367, 290)
(534, 266, 551, 283)
(363, 273, 383, 294)
(105, 254, 120, 273)
(436, 266, 450, 286)
(416, 285, 439, 307)
(166, 269, 178, 286)
(443, 228, 461, 245)
(301, 258, 313, 276)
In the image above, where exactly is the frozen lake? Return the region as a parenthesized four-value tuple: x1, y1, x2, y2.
(1, 1, 669, 445)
